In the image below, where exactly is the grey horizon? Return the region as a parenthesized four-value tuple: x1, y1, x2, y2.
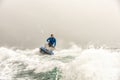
(0, 0, 120, 49)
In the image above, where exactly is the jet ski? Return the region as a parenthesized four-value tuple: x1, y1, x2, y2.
(40, 44, 54, 55)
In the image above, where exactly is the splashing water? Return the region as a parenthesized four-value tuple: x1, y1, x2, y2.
(0, 45, 120, 80)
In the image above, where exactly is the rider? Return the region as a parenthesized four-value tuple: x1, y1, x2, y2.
(47, 34, 56, 48)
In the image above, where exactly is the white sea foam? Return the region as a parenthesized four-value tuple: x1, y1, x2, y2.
(0, 46, 120, 80)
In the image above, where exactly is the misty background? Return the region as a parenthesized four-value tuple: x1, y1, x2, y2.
(0, 0, 120, 49)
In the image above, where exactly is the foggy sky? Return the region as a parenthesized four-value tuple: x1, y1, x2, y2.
(0, 0, 120, 48)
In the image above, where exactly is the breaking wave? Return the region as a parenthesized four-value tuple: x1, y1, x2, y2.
(0, 45, 120, 80)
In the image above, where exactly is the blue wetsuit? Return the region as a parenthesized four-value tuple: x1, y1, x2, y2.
(47, 37, 56, 47)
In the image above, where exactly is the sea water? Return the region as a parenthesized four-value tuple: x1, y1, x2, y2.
(0, 45, 120, 80)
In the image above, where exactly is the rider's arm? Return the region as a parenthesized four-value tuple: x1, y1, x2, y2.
(53, 38, 56, 47)
(47, 37, 50, 42)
